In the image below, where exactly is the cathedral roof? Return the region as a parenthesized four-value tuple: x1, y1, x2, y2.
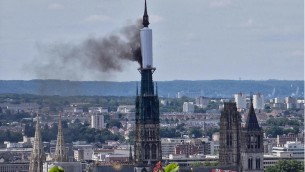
(245, 97, 260, 130)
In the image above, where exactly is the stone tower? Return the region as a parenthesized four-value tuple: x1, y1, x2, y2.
(240, 97, 264, 172)
(29, 115, 45, 172)
(219, 102, 241, 167)
(54, 113, 68, 162)
(134, 0, 162, 170)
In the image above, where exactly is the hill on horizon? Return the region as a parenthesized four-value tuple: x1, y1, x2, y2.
(0, 80, 303, 98)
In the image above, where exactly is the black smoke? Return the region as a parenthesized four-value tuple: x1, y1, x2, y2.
(31, 20, 142, 80)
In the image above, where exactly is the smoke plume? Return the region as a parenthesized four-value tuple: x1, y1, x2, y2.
(31, 20, 142, 80)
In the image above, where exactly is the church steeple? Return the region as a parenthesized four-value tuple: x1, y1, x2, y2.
(134, 0, 161, 169)
(143, 0, 150, 27)
(245, 95, 260, 130)
(29, 114, 45, 172)
(54, 113, 68, 162)
(240, 94, 264, 172)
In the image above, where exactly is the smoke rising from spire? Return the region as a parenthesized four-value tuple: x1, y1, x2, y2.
(31, 20, 142, 80)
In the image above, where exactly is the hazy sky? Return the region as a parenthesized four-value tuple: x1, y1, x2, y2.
(0, 0, 303, 81)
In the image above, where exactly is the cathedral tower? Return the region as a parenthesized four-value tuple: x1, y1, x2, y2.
(240, 97, 264, 172)
(219, 102, 241, 167)
(29, 115, 45, 172)
(54, 113, 68, 162)
(134, 0, 162, 170)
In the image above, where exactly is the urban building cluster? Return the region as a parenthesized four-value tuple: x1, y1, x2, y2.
(0, 1, 303, 172)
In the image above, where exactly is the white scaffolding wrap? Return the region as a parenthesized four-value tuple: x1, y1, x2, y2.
(140, 27, 153, 68)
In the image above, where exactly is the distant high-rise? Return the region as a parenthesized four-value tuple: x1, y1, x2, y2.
(183, 102, 194, 113)
(29, 115, 45, 172)
(134, 0, 162, 171)
(91, 114, 105, 130)
(195, 96, 209, 108)
(219, 102, 241, 166)
(54, 113, 68, 162)
(234, 92, 246, 109)
(240, 97, 264, 171)
(253, 93, 264, 110)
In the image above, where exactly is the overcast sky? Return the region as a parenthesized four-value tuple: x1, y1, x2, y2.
(0, 0, 303, 81)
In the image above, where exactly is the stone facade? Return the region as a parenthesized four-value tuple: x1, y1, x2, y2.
(219, 99, 264, 172)
(219, 102, 241, 166)
(240, 100, 264, 172)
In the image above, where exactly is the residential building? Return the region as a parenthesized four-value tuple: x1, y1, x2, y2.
(234, 92, 246, 109)
(253, 93, 264, 110)
(183, 102, 194, 113)
(91, 114, 105, 130)
(272, 141, 304, 158)
(195, 97, 209, 108)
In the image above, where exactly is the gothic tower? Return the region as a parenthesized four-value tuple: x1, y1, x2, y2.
(134, 0, 162, 169)
(240, 97, 264, 172)
(54, 113, 68, 162)
(219, 102, 241, 167)
(29, 115, 45, 172)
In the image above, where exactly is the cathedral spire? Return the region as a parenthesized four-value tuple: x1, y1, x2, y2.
(54, 112, 68, 162)
(143, 0, 150, 27)
(245, 93, 260, 130)
(29, 114, 45, 172)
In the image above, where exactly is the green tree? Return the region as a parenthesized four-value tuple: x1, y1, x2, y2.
(106, 119, 122, 129)
(265, 126, 283, 137)
(189, 127, 203, 138)
(266, 160, 304, 172)
(160, 128, 180, 138)
(24, 123, 35, 137)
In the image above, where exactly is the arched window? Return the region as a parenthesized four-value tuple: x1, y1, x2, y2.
(256, 157, 260, 169)
(248, 157, 253, 169)
(247, 135, 251, 149)
(151, 144, 157, 159)
(145, 144, 150, 159)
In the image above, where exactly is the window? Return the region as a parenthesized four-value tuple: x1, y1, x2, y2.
(248, 157, 253, 169)
(256, 158, 260, 169)
(151, 144, 157, 159)
(145, 144, 150, 159)
(257, 136, 260, 149)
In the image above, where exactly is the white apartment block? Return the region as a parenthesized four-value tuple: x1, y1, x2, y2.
(183, 102, 194, 113)
(117, 105, 135, 113)
(272, 141, 304, 158)
(161, 138, 187, 157)
(195, 97, 209, 108)
(91, 114, 105, 130)
(253, 93, 264, 110)
(89, 107, 108, 113)
(234, 92, 246, 109)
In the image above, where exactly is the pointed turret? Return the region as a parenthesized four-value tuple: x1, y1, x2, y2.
(29, 114, 45, 172)
(142, 0, 150, 27)
(245, 95, 260, 130)
(54, 113, 68, 162)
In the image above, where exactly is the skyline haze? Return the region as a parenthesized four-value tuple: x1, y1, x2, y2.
(0, 0, 304, 81)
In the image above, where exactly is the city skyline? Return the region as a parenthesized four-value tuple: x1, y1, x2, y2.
(0, 0, 303, 81)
